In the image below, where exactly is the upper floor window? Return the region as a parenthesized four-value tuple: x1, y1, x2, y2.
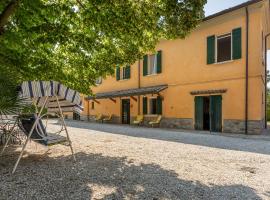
(116, 65, 130, 81)
(207, 27, 242, 65)
(143, 50, 162, 76)
(95, 77, 102, 85)
(217, 33, 232, 63)
(148, 54, 158, 75)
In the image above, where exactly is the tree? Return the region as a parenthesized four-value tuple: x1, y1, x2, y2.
(0, 0, 206, 94)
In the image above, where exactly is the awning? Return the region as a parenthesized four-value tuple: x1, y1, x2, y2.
(87, 85, 168, 100)
(20, 81, 83, 113)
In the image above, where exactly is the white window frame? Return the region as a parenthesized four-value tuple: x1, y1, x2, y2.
(148, 54, 158, 75)
(120, 66, 129, 80)
(215, 32, 233, 64)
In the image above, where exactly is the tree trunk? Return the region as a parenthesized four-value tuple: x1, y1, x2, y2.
(0, 0, 19, 35)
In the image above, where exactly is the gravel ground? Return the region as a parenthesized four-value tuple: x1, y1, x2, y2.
(1, 120, 270, 200)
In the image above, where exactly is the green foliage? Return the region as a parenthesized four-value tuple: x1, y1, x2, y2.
(0, 73, 29, 116)
(0, 0, 206, 94)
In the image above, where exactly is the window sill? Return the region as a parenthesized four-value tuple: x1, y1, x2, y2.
(214, 60, 234, 65)
(144, 73, 159, 77)
(118, 79, 130, 82)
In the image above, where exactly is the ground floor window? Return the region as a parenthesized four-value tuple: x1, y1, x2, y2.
(149, 98, 157, 114)
(143, 96, 162, 115)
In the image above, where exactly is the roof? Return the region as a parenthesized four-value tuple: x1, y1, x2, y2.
(87, 85, 168, 100)
(203, 0, 263, 22)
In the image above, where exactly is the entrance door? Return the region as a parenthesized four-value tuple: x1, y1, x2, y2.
(210, 95, 222, 132)
(122, 99, 130, 124)
(195, 95, 222, 132)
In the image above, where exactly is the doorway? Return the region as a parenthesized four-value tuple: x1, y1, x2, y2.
(195, 95, 222, 132)
(121, 99, 130, 124)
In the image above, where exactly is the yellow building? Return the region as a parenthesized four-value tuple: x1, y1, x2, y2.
(82, 0, 270, 134)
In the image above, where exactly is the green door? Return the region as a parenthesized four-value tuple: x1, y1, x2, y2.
(195, 96, 204, 130)
(210, 95, 222, 132)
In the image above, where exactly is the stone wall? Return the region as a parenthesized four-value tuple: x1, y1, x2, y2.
(223, 119, 264, 135)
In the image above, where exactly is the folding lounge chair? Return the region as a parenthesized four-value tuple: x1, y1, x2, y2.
(94, 114, 103, 123)
(149, 115, 162, 128)
(133, 115, 144, 125)
(19, 114, 67, 146)
(103, 114, 113, 123)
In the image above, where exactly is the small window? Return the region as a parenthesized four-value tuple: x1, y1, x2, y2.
(149, 98, 157, 114)
(118, 66, 130, 80)
(91, 102, 94, 109)
(217, 33, 232, 63)
(148, 54, 157, 75)
(95, 77, 102, 85)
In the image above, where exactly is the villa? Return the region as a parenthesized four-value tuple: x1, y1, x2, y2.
(80, 0, 270, 134)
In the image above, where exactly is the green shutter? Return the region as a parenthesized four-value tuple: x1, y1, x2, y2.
(143, 55, 148, 76)
(210, 95, 222, 132)
(125, 65, 131, 79)
(156, 50, 162, 74)
(195, 96, 204, 130)
(156, 96, 162, 115)
(232, 27, 242, 60)
(116, 66, 120, 81)
(143, 97, 148, 114)
(207, 35, 215, 64)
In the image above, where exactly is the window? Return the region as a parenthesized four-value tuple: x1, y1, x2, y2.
(116, 65, 130, 81)
(91, 102, 94, 109)
(149, 98, 157, 114)
(143, 51, 162, 76)
(143, 96, 162, 115)
(217, 33, 232, 63)
(148, 54, 157, 75)
(207, 27, 242, 65)
(95, 77, 102, 85)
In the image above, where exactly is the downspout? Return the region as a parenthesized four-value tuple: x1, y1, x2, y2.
(138, 59, 141, 114)
(265, 33, 270, 129)
(245, 7, 249, 134)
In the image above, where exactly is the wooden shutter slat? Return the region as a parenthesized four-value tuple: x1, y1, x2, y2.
(232, 27, 242, 60)
(157, 50, 162, 74)
(207, 35, 215, 64)
(143, 55, 148, 76)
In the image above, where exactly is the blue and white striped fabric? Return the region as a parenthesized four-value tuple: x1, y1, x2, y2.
(20, 81, 83, 114)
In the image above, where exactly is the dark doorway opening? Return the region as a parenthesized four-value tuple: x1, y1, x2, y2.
(203, 97, 210, 131)
(195, 95, 222, 132)
(121, 99, 130, 124)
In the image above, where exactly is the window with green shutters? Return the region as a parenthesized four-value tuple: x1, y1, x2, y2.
(207, 27, 242, 64)
(143, 97, 148, 114)
(116, 65, 131, 81)
(143, 51, 162, 76)
(147, 96, 162, 115)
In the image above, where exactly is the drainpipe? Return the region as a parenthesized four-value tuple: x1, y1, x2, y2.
(245, 7, 249, 134)
(265, 33, 270, 129)
(138, 59, 141, 114)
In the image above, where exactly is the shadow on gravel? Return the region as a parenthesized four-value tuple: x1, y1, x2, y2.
(0, 150, 262, 200)
(64, 120, 270, 155)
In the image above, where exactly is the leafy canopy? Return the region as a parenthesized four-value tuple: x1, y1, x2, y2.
(0, 0, 206, 94)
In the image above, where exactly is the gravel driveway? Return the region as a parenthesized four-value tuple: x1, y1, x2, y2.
(1, 120, 270, 200)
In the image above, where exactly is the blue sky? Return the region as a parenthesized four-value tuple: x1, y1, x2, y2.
(204, 0, 249, 16)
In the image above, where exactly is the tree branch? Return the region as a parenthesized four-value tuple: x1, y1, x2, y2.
(0, 0, 20, 35)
